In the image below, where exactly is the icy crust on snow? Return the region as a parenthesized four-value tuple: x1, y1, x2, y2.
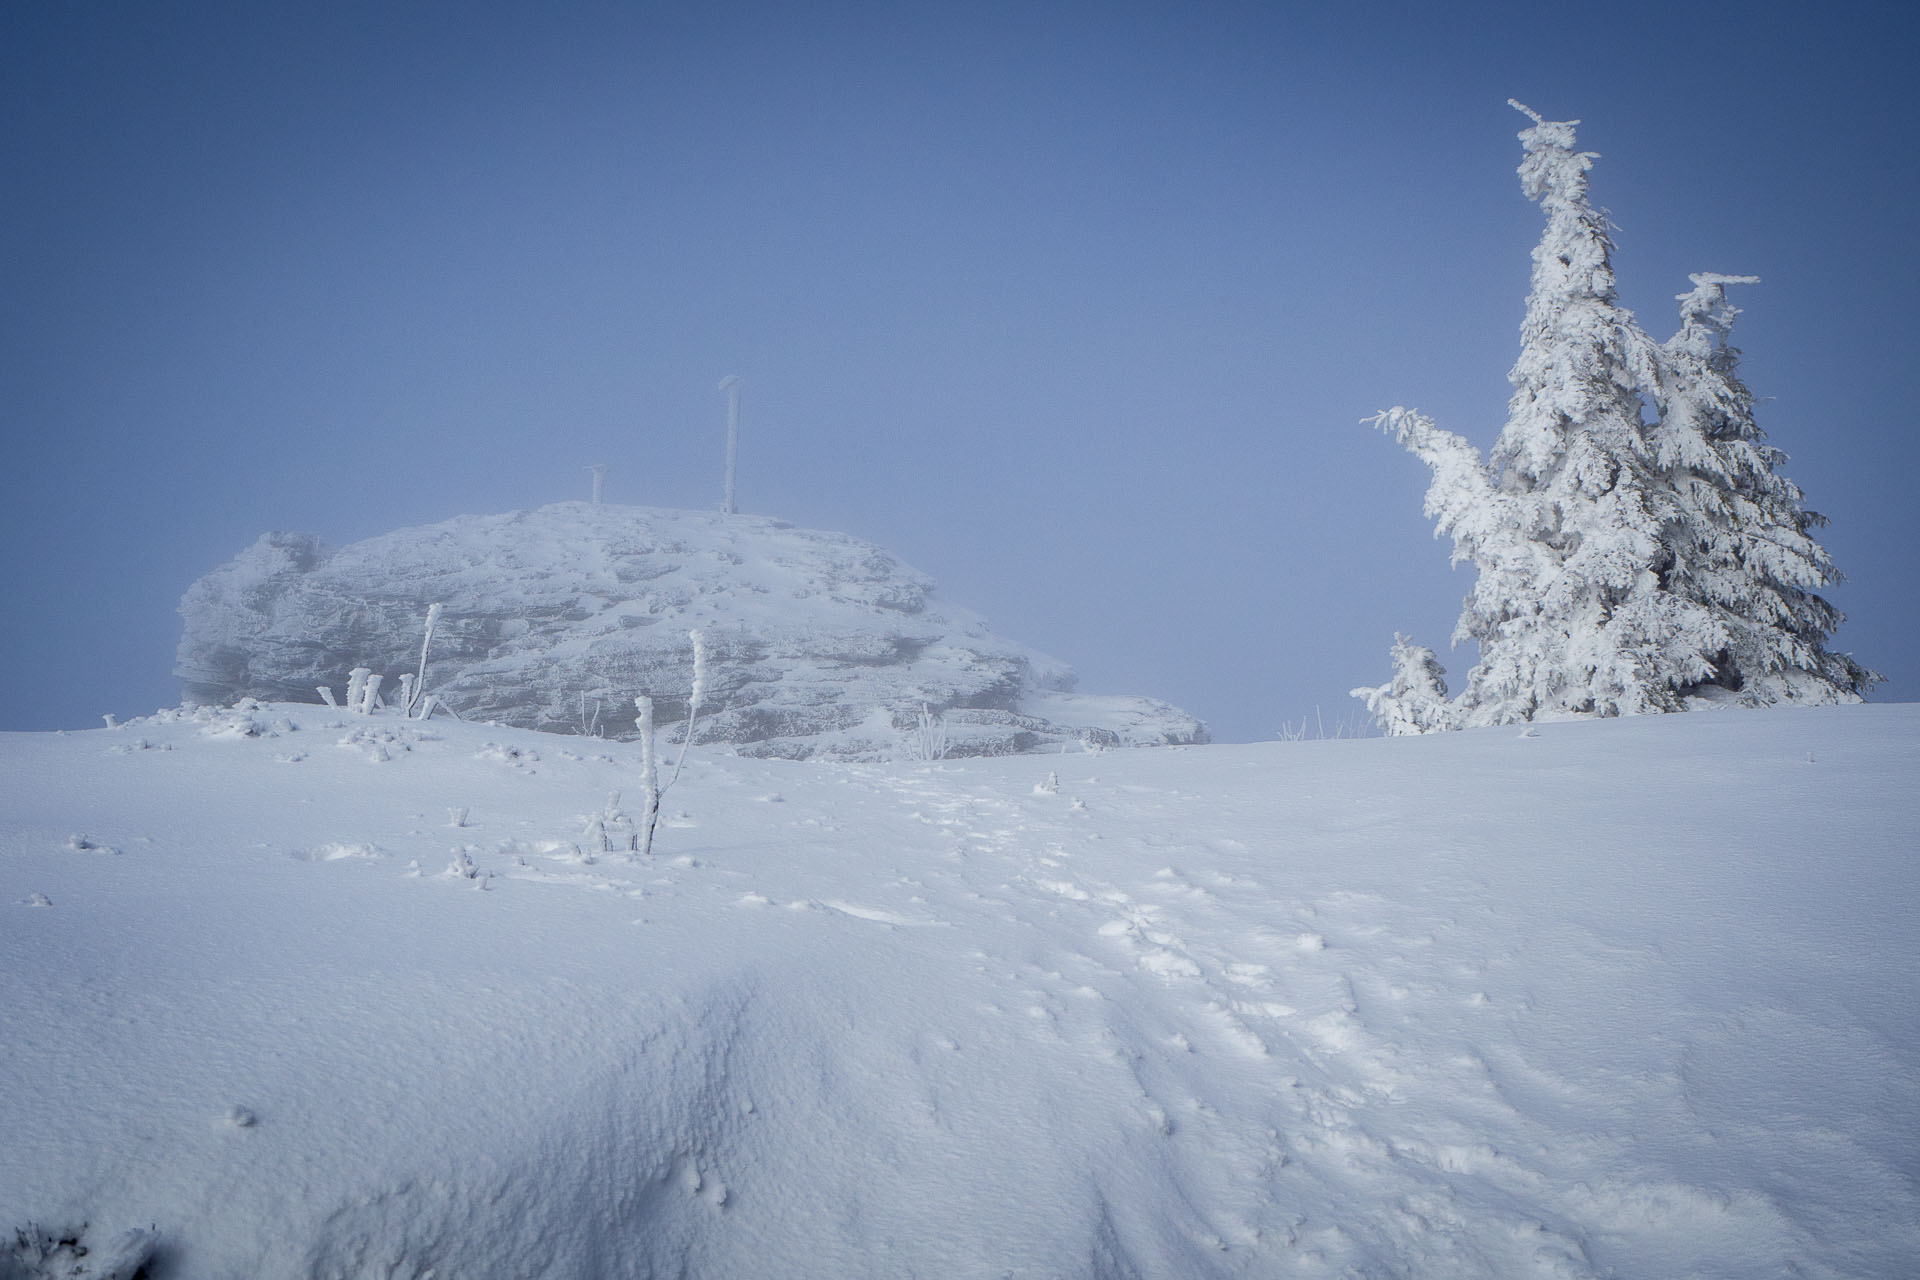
(3, 703, 1917, 1277)
(174, 503, 1207, 759)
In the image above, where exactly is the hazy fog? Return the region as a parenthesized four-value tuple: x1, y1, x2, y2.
(5, 1, 1913, 739)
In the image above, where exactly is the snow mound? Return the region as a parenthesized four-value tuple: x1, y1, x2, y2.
(175, 503, 1208, 758)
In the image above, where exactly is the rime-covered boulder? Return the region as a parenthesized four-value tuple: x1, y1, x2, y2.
(175, 503, 1208, 759)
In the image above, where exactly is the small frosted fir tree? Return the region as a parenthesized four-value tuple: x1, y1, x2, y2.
(1351, 634, 1454, 736)
(1357, 104, 1873, 734)
(1647, 274, 1878, 703)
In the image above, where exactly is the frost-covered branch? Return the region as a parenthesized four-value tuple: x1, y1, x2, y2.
(409, 603, 442, 718)
(666, 629, 708, 792)
(632, 629, 713, 860)
(633, 694, 660, 860)
(1367, 408, 1505, 568)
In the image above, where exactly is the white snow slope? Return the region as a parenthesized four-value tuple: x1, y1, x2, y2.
(3, 702, 1916, 1278)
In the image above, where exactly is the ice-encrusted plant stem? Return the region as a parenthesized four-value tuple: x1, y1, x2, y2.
(633, 629, 711, 860)
(346, 668, 371, 715)
(633, 695, 660, 860)
(666, 629, 708, 792)
(410, 603, 442, 718)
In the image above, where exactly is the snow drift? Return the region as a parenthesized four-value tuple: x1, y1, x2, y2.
(173, 503, 1208, 759)
(3, 701, 1916, 1277)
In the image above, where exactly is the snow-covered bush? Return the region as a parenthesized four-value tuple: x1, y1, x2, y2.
(444, 846, 487, 887)
(909, 704, 950, 762)
(583, 789, 632, 856)
(1351, 635, 1453, 736)
(1357, 103, 1876, 733)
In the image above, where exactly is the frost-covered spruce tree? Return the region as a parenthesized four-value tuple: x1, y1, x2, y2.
(1361, 104, 1706, 729)
(1459, 101, 1719, 722)
(1357, 105, 1873, 734)
(1351, 633, 1454, 735)
(1647, 273, 1877, 703)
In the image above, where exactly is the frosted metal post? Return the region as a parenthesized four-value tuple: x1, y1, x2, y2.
(719, 375, 742, 515)
(586, 463, 607, 505)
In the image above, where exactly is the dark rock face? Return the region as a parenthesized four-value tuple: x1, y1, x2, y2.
(176, 504, 1208, 759)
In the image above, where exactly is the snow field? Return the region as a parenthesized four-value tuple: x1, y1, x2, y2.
(3, 702, 1917, 1277)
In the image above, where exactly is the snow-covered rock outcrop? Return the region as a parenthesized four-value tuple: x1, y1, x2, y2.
(175, 503, 1207, 758)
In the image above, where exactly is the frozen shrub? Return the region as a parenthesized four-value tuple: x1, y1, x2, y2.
(910, 704, 950, 762)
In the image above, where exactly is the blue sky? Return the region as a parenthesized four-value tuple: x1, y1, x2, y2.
(4, 0, 1915, 741)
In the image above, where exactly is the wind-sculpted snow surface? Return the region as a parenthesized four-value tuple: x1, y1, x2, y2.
(3, 704, 1917, 1276)
(174, 503, 1207, 759)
